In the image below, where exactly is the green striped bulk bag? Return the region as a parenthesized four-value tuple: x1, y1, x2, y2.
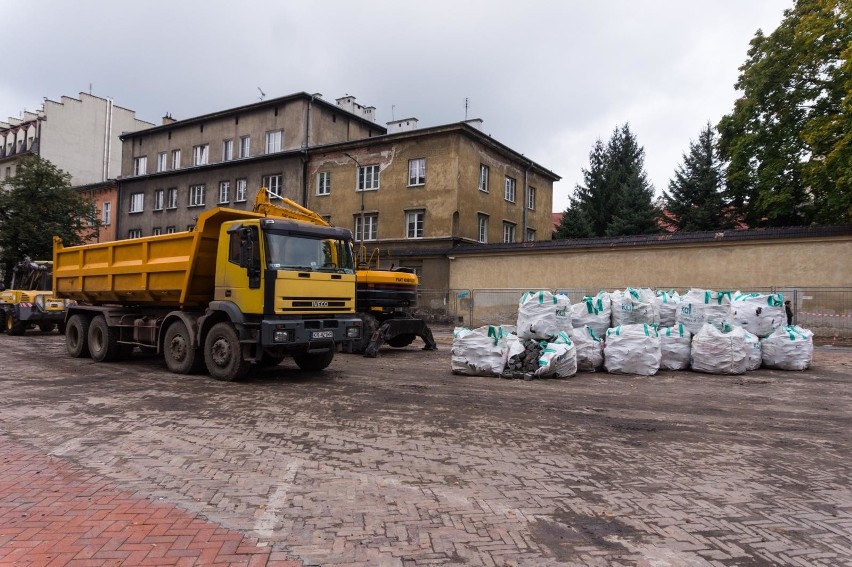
(689, 323, 747, 375)
(760, 325, 813, 371)
(677, 288, 734, 335)
(659, 323, 691, 370)
(603, 323, 661, 376)
(655, 289, 682, 327)
(732, 292, 785, 337)
(611, 288, 660, 327)
(517, 290, 572, 341)
(570, 291, 611, 337)
(572, 325, 604, 372)
(451, 325, 510, 376)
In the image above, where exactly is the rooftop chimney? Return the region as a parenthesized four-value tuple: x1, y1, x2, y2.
(386, 118, 419, 133)
(161, 113, 176, 125)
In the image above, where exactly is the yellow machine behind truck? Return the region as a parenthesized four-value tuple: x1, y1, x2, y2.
(52, 194, 362, 381)
(1, 258, 71, 335)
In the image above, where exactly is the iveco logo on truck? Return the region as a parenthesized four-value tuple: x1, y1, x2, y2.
(312, 301, 330, 307)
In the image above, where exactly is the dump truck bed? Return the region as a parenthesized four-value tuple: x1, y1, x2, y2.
(54, 207, 267, 308)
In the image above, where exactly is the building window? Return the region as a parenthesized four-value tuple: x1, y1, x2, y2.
(157, 152, 167, 172)
(219, 181, 230, 204)
(152, 227, 162, 236)
(504, 176, 516, 203)
(408, 158, 426, 186)
(133, 156, 147, 176)
(406, 210, 424, 239)
(357, 164, 380, 191)
(102, 201, 111, 226)
(354, 214, 377, 241)
(265, 130, 283, 154)
(478, 214, 488, 244)
(171, 149, 181, 169)
(193, 145, 209, 166)
(223, 139, 233, 161)
(166, 226, 176, 234)
(189, 184, 205, 207)
(479, 164, 489, 192)
(129, 193, 144, 213)
(317, 171, 331, 195)
(527, 186, 536, 210)
(263, 174, 282, 198)
(503, 221, 516, 243)
(166, 187, 178, 209)
(128, 229, 142, 239)
(235, 178, 247, 202)
(526, 228, 536, 242)
(239, 136, 251, 158)
(154, 189, 164, 211)
(187, 224, 196, 231)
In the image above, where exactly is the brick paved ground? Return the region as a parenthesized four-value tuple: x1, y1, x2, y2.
(0, 329, 850, 566)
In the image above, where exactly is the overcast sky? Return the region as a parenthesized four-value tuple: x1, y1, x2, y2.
(1, 0, 790, 212)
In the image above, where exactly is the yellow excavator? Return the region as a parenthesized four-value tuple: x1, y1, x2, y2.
(1, 257, 71, 335)
(253, 189, 436, 357)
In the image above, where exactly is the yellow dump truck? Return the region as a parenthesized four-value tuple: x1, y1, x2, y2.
(53, 205, 361, 381)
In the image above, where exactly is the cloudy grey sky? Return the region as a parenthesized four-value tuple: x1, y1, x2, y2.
(2, 0, 789, 211)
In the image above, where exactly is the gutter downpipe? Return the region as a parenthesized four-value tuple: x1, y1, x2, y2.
(301, 93, 322, 207)
(522, 161, 532, 240)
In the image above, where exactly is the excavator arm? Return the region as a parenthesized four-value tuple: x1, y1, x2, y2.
(252, 187, 331, 226)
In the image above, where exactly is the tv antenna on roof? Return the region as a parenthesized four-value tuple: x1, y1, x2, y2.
(465, 97, 469, 121)
(258, 87, 266, 101)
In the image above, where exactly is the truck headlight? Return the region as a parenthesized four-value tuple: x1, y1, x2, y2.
(346, 327, 361, 339)
(273, 330, 290, 343)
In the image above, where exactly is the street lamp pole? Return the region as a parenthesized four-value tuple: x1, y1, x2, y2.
(344, 153, 364, 263)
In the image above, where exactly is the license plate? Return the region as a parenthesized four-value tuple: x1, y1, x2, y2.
(311, 330, 334, 340)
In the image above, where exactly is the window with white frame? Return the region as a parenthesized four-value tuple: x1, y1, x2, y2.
(503, 221, 516, 243)
(219, 181, 230, 204)
(128, 229, 142, 239)
(406, 210, 424, 239)
(129, 192, 144, 213)
(187, 224, 196, 232)
(166, 187, 178, 209)
(166, 226, 176, 234)
(408, 158, 425, 186)
(354, 214, 378, 241)
(102, 201, 111, 226)
(154, 189, 164, 211)
(235, 178, 247, 202)
(223, 139, 233, 161)
(265, 130, 283, 154)
(172, 149, 181, 169)
(152, 227, 162, 236)
(133, 156, 147, 176)
(478, 214, 489, 244)
(193, 145, 209, 166)
(239, 136, 250, 158)
(157, 152, 167, 172)
(358, 164, 380, 191)
(504, 176, 516, 203)
(527, 186, 536, 210)
(263, 174, 282, 198)
(189, 184, 205, 207)
(317, 171, 331, 195)
(526, 228, 536, 242)
(479, 164, 489, 192)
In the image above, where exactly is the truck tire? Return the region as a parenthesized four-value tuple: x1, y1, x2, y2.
(204, 322, 250, 381)
(38, 323, 56, 333)
(164, 320, 203, 374)
(88, 316, 121, 362)
(386, 334, 416, 348)
(5, 311, 26, 336)
(66, 314, 90, 358)
(293, 348, 334, 371)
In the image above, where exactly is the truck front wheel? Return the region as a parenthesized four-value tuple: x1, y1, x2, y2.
(204, 322, 250, 381)
(88, 316, 121, 362)
(5, 311, 26, 336)
(164, 320, 202, 374)
(293, 348, 334, 371)
(66, 314, 90, 358)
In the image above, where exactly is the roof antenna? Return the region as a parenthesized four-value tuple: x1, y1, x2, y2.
(258, 87, 266, 101)
(464, 97, 469, 121)
(391, 104, 396, 121)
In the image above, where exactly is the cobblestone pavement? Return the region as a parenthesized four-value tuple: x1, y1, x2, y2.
(0, 329, 850, 566)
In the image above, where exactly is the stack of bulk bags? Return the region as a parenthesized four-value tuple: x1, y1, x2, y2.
(451, 325, 511, 376)
(571, 291, 611, 337)
(655, 290, 681, 327)
(690, 323, 748, 375)
(677, 289, 734, 334)
(659, 323, 692, 370)
(761, 325, 814, 370)
(744, 331, 762, 371)
(604, 323, 661, 375)
(611, 288, 660, 327)
(517, 290, 572, 340)
(572, 325, 604, 372)
(732, 292, 786, 337)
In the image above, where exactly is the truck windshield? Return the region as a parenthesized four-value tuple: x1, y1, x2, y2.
(264, 233, 355, 274)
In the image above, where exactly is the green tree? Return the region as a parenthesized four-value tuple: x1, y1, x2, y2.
(718, 0, 852, 226)
(661, 123, 731, 231)
(557, 124, 659, 238)
(0, 156, 99, 285)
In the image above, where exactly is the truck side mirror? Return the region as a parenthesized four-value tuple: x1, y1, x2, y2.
(240, 227, 262, 289)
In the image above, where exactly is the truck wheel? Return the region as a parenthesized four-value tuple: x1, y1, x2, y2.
(386, 334, 416, 348)
(204, 322, 250, 381)
(5, 311, 26, 336)
(66, 314, 90, 358)
(164, 320, 203, 374)
(88, 316, 121, 362)
(38, 323, 56, 333)
(293, 348, 334, 371)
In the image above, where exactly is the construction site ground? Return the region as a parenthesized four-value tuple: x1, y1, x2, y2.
(0, 327, 850, 567)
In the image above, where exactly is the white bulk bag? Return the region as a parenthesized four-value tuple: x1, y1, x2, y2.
(604, 323, 661, 376)
(451, 325, 509, 376)
(690, 323, 747, 375)
(572, 325, 604, 372)
(655, 290, 681, 328)
(677, 289, 734, 334)
(517, 290, 572, 340)
(536, 334, 578, 378)
(744, 330, 762, 371)
(611, 288, 660, 327)
(571, 292, 611, 337)
(732, 292, 786, 337)
(659, 323, 692, 370)
(760, 325, 814, 371)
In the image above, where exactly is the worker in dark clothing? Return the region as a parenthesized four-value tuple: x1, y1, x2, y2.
(785, 300, 794, 326)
